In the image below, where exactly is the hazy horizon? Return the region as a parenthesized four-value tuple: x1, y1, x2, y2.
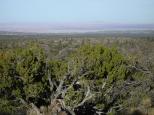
(1, 0, 154, 33)
(0, 23, 154, 33)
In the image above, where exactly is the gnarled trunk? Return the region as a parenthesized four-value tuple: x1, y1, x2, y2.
(27, 108, 69, 115)
(26, 99, 71, 115)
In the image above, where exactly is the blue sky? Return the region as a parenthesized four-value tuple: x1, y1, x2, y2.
(0, 0, 154, 24)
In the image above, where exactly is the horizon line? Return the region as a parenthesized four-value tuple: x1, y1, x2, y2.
(0, 23, 154, 33)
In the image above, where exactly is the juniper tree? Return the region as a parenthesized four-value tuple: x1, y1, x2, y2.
(0, 44, 152, 115)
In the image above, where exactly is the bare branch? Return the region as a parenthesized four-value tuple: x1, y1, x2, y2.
(52, 75, 68, 101)
(31, 103, 40, 114)
(61, 71, 91, 98)
(104, 85, 113, 97)
(14, 75, 24, 81)
(18, 97, 40, 113)
(57, 75, 67, 93)
(18, 98, 28, 106)
(47, 69, 54, 92)
(65, 106, 76, 115)
(102, 82, 106, 89)
(75, 86, 94, 108)
(128, 65, 153, 76)
(96, 111, 105, 115)
(18, 98, 30, 109)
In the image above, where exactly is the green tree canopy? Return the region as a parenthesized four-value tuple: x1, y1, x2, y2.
(0, 44, 153, 115)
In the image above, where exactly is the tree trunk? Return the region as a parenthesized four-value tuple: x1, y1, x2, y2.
(27, 108, 42, 115)
(27, 109, 70, 115)
(27, 107, 66, 115)
(26, 99, 75, 115)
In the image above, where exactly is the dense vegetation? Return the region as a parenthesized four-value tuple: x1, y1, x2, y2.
(0, 35, 154, 115)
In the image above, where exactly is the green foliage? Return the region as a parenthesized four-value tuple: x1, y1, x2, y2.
(64, 87, 84, 107)
(66, 44, 152, 114)
(63, 45, 126, 111)
(49, 60, 67, 80)
(0, 44, 48, 111)
(69, 44, 128, 86)
(0, 43, 153, 115)
(0, 98, 17, 113)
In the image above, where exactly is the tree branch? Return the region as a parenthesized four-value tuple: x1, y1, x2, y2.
(75, 86, 94, 108)
(30, 103, 40, 114)
(47, 69, 54, 92)
(61, 71, 91, 98)
(104, 85, 113, 97)
(18, 98, 28, 106)
(102, 82, 106, 89)
(128, 65, 153, 76)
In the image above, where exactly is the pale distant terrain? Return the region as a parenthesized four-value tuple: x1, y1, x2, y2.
(0, 23, 154, 33)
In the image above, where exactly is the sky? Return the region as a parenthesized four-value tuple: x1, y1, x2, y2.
(0, 0, 154, 24)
